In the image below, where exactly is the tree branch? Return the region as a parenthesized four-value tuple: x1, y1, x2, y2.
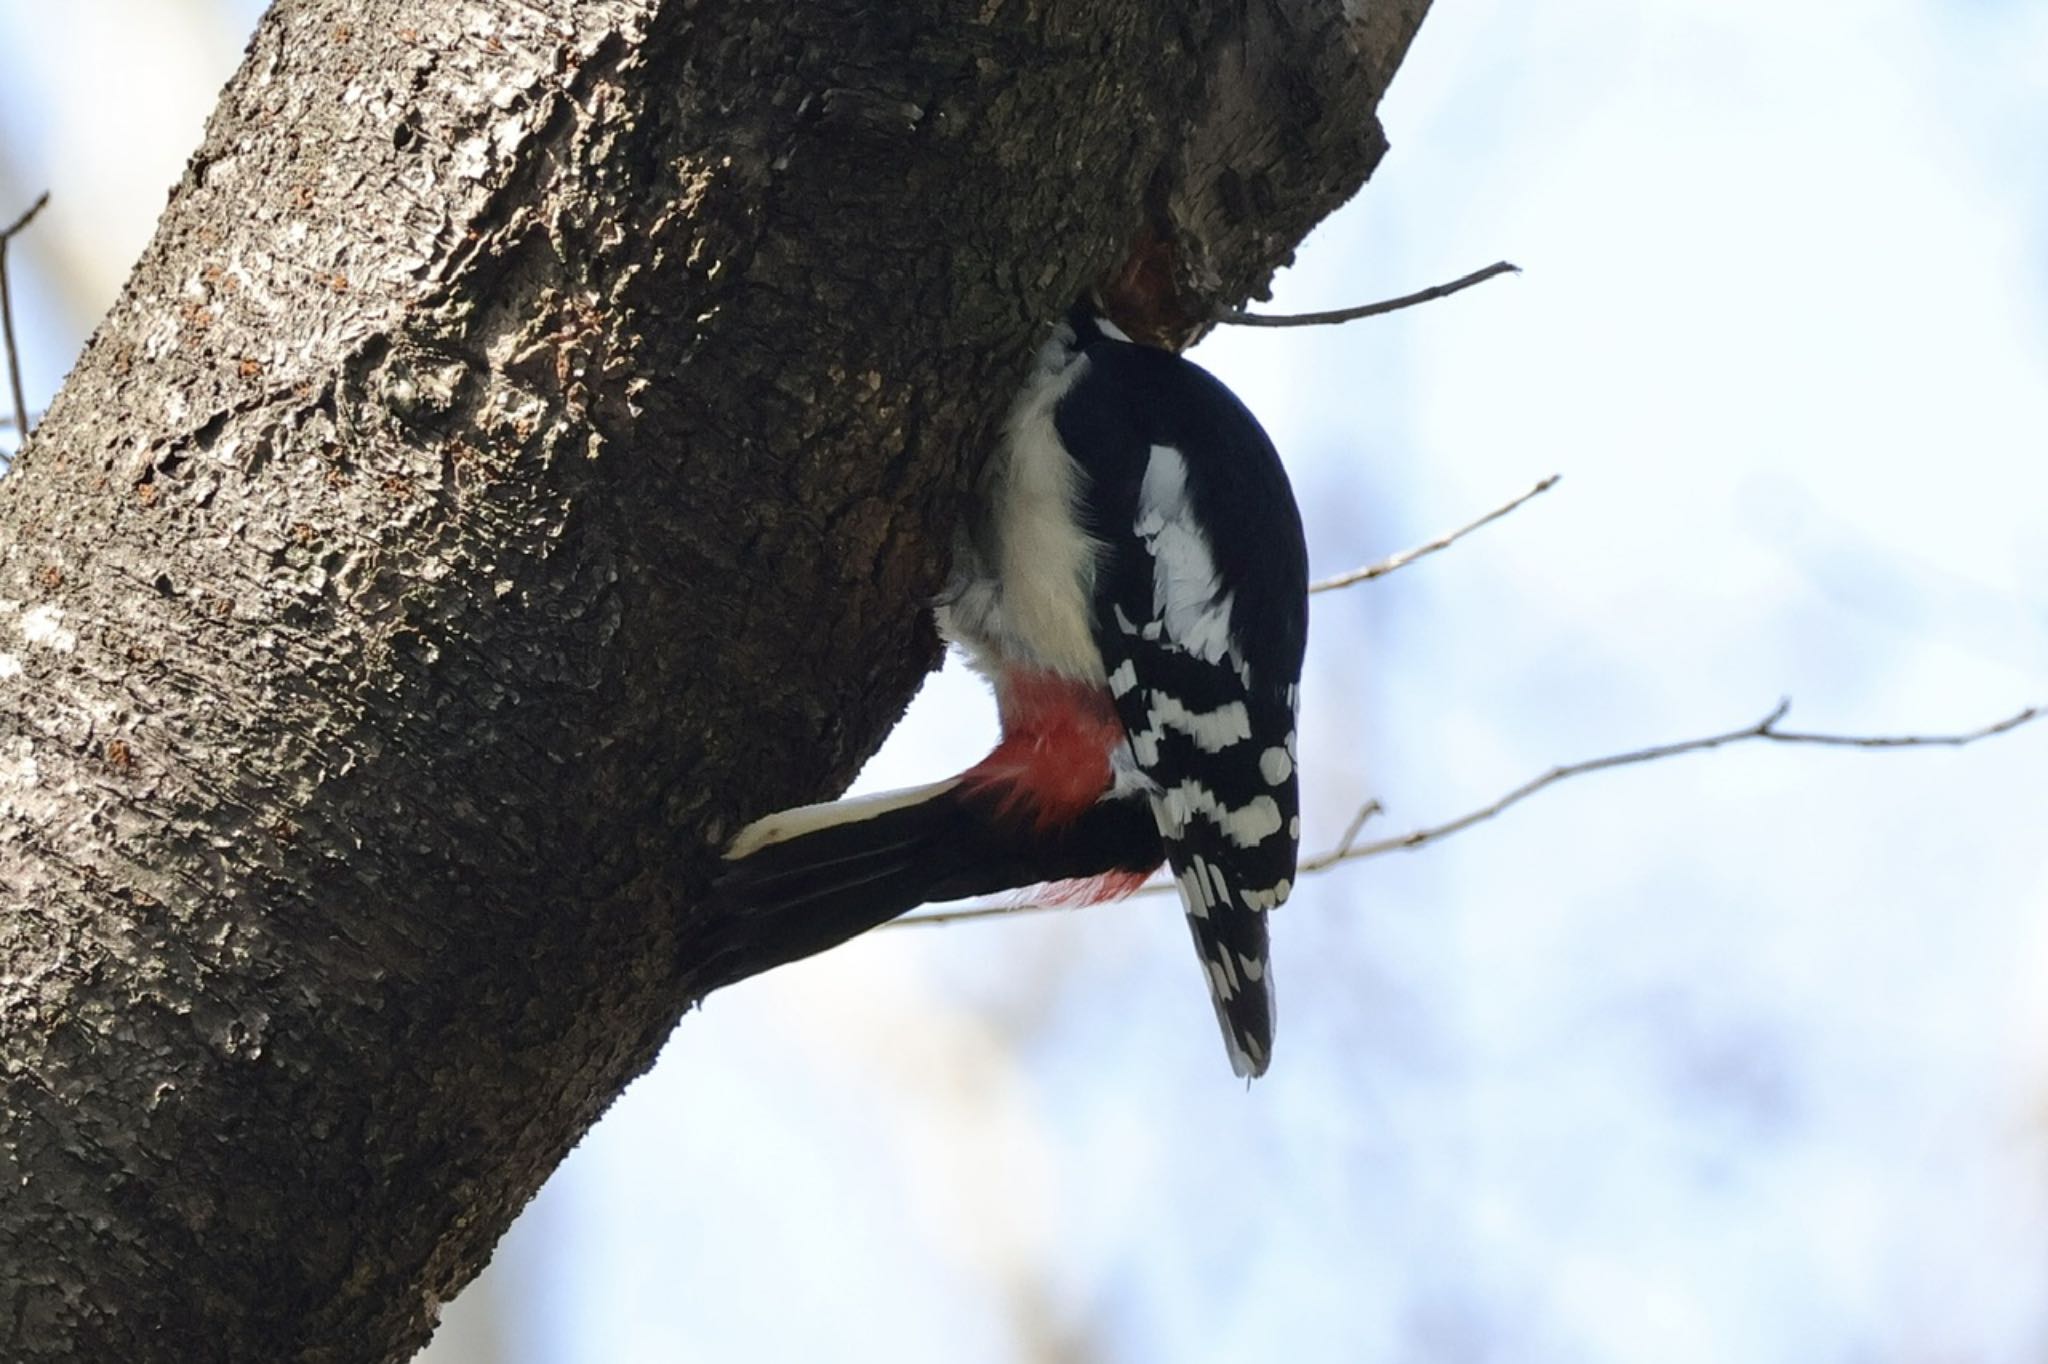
(1310, 474, 1560, 594)
(0, 191, 48, 448)
(891, 700, 2045, 927)
(1220, 259, 1519, 328)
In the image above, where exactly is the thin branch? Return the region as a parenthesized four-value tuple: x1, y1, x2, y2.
(1299, 699, 2044, 875)
(1, 195, 48, 239)
(1311, 474, 1561, 594)
(1220, 260, 1520, 329)
(890, 700, 2045, 928)
(1, 191, 51, 445)
(1330, 798, 1384, 858)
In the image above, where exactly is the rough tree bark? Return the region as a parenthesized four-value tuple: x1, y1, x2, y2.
(0, 0, 1429, 1358)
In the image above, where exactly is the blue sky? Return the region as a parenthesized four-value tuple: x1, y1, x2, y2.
(5, 4, 2046, 1361)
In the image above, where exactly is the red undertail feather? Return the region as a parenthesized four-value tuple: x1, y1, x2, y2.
(1032, 866, 1156, 907)
(957, 670, 1126, 829)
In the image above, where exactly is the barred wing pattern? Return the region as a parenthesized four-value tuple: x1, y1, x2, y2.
(1061, 341, 1308, 1078)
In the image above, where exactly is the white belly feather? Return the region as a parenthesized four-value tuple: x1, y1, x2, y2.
(937, 331, 1106, 684)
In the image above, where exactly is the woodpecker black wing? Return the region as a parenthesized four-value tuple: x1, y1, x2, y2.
(1059, 328, 1309, 1078)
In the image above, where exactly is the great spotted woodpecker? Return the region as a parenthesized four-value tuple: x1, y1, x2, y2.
(721, 305, 1308, 1077)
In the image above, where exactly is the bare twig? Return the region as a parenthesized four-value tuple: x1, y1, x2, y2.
(1299, 699, 2043, 875)
(890, 700, 2044, 928)
(1220, 260, 1520, 329)
(1311, 475, 1561, 594)
(1, 195, 49, 239)
(1, 192, 51, 445)
(1330, 799, 1384, 858)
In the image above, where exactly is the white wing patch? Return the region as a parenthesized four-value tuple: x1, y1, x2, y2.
(1258, 743, 1293, 785)
(1137, 445, 1238, 666)
(1156, 780, 1284, 848)
(1127, 695, 1251, 766)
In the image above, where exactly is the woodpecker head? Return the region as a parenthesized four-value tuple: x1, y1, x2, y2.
(1062, 300, 1136, 352)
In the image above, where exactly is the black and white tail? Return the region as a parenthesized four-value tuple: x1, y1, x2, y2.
(712, 781, 1162, 982)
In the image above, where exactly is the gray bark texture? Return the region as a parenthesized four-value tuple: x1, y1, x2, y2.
(0, 0, 1428, 1358)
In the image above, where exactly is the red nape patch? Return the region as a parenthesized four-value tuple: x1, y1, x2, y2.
(1035, 867, 1159, 907)
(958, 670, 1125, 829)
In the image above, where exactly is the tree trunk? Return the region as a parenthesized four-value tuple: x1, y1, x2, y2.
(0, 0, 1428, 1358)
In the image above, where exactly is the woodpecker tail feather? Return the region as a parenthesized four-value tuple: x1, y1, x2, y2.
(1154, 813, 1285, 1080)
(711, 780, 1163, 982)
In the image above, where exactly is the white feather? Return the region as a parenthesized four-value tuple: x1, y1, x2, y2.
(724, 778, 961, 861)
(936, 326, 1110, 683)
(1156, 780, 1284, 848)
(1139, 694, 1252, 753)
(1137, 445, 1238, 666)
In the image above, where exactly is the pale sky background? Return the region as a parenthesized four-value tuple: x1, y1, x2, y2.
(4, 3, 2046, 1362)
